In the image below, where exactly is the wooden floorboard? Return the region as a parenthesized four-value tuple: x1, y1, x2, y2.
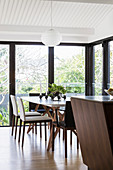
(0, 127, 87, 170)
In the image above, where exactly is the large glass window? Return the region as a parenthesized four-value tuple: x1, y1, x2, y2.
(0, 45, 9, 126)
(110, 41, 113, 87)
(54, 46, 85, 95)
(16, 45, 48, 97)
(94, 44, 103, 95)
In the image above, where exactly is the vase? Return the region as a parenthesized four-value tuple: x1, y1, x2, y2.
(51, 92, 62, 101)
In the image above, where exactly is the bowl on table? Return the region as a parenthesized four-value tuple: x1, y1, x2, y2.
(104, 89, 113, 96)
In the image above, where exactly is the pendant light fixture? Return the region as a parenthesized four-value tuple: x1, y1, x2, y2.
(41, 0, 62, 47)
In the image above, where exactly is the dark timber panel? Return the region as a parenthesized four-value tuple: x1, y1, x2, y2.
(102, 41, 110, 95)
(9, 43, 15, 126)
(85, 45, 95, 96)
(48, 47, 54, 85)
(71, 97, 113, 170)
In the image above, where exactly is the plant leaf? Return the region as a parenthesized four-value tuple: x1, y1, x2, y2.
(0, 114, 3, 120)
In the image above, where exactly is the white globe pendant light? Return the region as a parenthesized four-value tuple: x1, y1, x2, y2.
(41, 0, 62, 47)
(41, 28, 62, 47)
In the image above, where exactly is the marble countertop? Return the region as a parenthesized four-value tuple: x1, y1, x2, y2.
(71, 95, 113, 103)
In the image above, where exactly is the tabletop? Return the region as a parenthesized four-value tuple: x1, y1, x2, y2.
(21, 96, 70, 107)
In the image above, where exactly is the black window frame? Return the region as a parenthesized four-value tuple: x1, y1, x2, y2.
(0, 36, 112, 126)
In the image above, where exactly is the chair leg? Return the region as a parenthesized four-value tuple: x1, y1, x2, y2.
(22, 122, 25, 147)
(48, 122, 50, 129)
(59, 129, 60, 138)
(11, 115, 15, 136)
(40, 122, 42, 138)
(50, 121, 52, 132)
(65, 129, 67, 158)
(52, 124, 55, 151)
(14, 116, 18, 139)
(63, 129, 65, 140)
(77, 136, 79, 149)
(35, 123, 37, 134)
(70, 130, 72, 145)
(32, 123, 34, 133)
(18, 119, 22, 143)
(45, 122, 47, 141)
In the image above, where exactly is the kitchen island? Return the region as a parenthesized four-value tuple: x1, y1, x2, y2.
(71, 96, 113, 170)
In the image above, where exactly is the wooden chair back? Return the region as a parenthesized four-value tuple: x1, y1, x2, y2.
(64, 101, 76, 128)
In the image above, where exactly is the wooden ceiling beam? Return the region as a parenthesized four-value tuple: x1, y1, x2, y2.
(0, 25, 94, 36)
(44, 0, 113, 5)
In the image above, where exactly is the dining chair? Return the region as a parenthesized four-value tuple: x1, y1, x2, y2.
(17, 97, 52, 147)
(10, 95, 41, 139)
(29, 93, 53, 138)
(47, 101, 79, 158)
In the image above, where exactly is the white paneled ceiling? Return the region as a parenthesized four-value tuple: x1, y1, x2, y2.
(0, 0, 113, 43)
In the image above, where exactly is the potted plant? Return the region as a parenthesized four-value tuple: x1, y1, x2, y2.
(48, 83, 67, 100)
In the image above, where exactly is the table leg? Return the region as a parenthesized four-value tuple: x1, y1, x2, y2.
(42, 106, 54, 121)
(47, 127, 60, 151)
(55, 108, 59, 126)
(47, 107, 66, 150)
(52, 124, 55, 151)
(47, 126, 53, 151)
(34, 104, 40, 111)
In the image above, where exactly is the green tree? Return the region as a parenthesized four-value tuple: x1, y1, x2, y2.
(94, 45, 103, 95)
(55, 53, 85, 93)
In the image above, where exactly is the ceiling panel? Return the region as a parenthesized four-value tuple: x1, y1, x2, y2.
(0, 0, 112, 28)
(0, 0, 113, 42)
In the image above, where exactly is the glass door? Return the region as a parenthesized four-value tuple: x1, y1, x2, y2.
(15, 45, 48, 110)
(0, 45, 9, 126)
(54, 46, 85, 96)
(94, 44, 103, 95)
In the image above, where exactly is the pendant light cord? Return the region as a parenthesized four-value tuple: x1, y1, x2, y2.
(51, 0, 53, 29)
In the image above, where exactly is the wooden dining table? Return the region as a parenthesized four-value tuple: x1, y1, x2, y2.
(21, 96, 69, 149)
(21, 96, 68, 121)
